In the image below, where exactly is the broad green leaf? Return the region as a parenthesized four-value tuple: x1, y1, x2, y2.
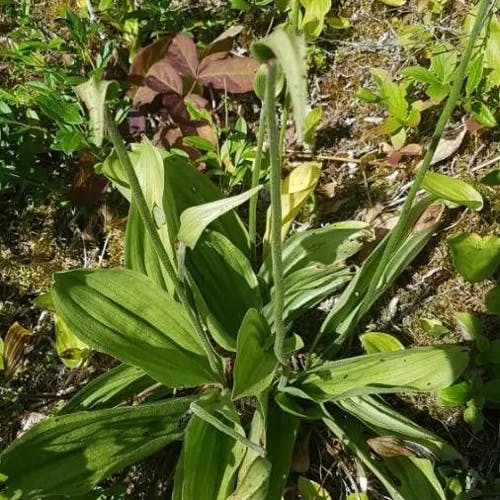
(74, 76, 111, 146)
(291, 346, 469, 402)
(360, 332, 404, 353)
(34, 292, 55, 312)
(36, 93, 83, 127)
(125, 204, 171, 290)
(471, 101, 497, 128)
(338, 395, 460, 460)
(178, 186, 261, 249)
(371, 68, 409, 122)
(0, 397, 195, 498)
(60, 364, 156, 414)
(448, 233, 500, 282)
(174, 391, 246, 500)
(264, 162, 321, 252)
(228, 457, 270, 500)
(232, 309, 276, 400)
(99, 145, 251, 257)
(260, 221, 372, 283)
(454, 312, 487, 349)
(55, 315, 89, 369)
(251, 30, 307, 143)
(420, 318, 449, 337)
(320, 199, 442, 342)
(263, 265, 352, 326)
(486, 284, 500, 315)
(422, 172, 483, 211)
(266, 400, 300, 500)
(186, 231, 262, 351)
(299, 0, 331, 40)
(481, 169, 500, 186)
(402, 66, 441, 85)
(298, 476, 331, 499)
(463, 399, 484, 433)
(439, 381, 472, 406)
(52, 268, 220, 387)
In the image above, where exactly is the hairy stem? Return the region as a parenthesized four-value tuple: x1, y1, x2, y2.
(105, 110, 223, 379)
(266, 63, 287, 364)
(249, 104, 267, 268)
(317, 0, 494, 359)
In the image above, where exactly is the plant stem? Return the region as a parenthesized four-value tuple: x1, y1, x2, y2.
(104, 110, 223, 380)
(249, 104, 267, 268)
(318, 0, 494, 359)
(266, 63, 287, 364)
(278, 92, 290, 163)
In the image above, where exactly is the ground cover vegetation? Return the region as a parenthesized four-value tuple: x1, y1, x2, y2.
(0, 0, 499, 498)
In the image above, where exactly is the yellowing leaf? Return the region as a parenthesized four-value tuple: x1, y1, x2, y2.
(298, 476, 331, 499)
(299, 0, 331, 39)
(55, 316, 89, 369)
(378, 0, 407, 5)
(3, 322, 32, 378)
(264, 162, 321, 251)
(360, 332, 405, 353)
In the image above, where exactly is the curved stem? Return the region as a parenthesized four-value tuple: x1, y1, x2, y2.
(105, 110, 223, 380)
(317, 0, 495, 360)
(249, 104, 267, 268)
(266, 63, 287, 365)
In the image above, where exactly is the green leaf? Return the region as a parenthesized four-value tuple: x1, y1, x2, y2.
(471, 101, 498, 128)
(463, 399, 484, 433)
(0, 397, 195, 498)
(299, 0, 331, 40)
(265, 400, 300, 500)
(430, 43, 457, 83)
(264, 162, 321, 250)
(173, 391, 246, 500)
(55, 315, 89, 369)
(36, 93, 83, 126)
(60, 364, 156, 414)
(52, 268, 219, 387)
(377, 0, 407, 5)
(356, 87, 379, 103)
(251, 29, 307, 143)
(481, 169, 500, 186)
(486, 284, 500, 315)
(178, 186, 261, 249)
(338, 395, 460, 461)
(483, 379, 500, 403)
(74, 76, 111, 146)
(52, 127, 86, 154)
(360, 332, 404, 353)
(402, 66, 441, 85)
(448, 233, 500, 282)
(320, 199, 442, 342)
(371, 68, 409, 122)
(422, 172, 483, 211)
(186, 231, 262, 351)
(439, 381, 472, 406)
(303, 107, 323, 146)
(260, 221, 372, 283)
(228, 457, 270, 500)
(292, 346, 469, 402)
(466, 55, 484, 96)
(420, 318, 449, 338)
(298, 476, 331, 499)
(232, 309, 276, 399)
(454, 312, 487, 349)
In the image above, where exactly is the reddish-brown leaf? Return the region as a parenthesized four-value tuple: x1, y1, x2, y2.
(132, 86, 159, 108)
(204, 25, 244, 58)
(69, 151, 109, 205)
(184, 93, 209, 110)
(162, 93, 191, 123)
(196, 56, 259, 94)
(145, 59, 183, 95)
(165, 33, 199, 78)
(129, 38, 171, 85)
(4, 322, 32, 379)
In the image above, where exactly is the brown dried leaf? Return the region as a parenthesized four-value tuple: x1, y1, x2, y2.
(411, 203, 444, 234)
(4, 322, 32, 378)
(145, 60, 183, 95)
(129, 38, 171, 85)
(165, 33, 199, 78)
(132, 86, 159, 108)
(430, 124, 467, 165)
(367, 436, 416, 458)
(196, 56, 259, 94)
(69, 151, 109, 205)
(204, 25, 244, 58)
